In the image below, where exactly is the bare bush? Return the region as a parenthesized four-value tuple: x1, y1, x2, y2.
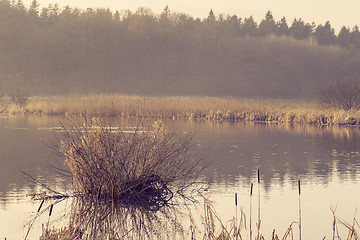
(58, 117, 202, 209)
(321, 79, 360, 111)
(10, 90, 28, 107)
(41, 116, 204, 239)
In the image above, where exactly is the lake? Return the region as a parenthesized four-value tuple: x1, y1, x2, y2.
(1, 115, 360, 239)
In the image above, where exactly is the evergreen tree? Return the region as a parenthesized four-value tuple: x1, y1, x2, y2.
(225, 14, 242, 36)
(337, 26, 351, 47)
(48, 3, 60, 18)
(258, 10, 277, 36)
(160, 5, 170, 21)
(276, 17, 289, 36)
(350, 25, 360, 48)
(39, 6, 48, 18)
(207, 9, 216, 22)
(290, 18, 313, 39)
(28, 0, 39, 17)
(313, 21, 336, 45)
(242, 16, 258, 36)
(113, 10, 120, 21)
(15, 0, 25, 12)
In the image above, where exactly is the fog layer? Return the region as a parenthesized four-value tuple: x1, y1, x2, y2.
(1, 1, 360, 99)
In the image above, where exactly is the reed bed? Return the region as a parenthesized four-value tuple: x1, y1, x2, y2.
(190, 180, 360, 240)
(3, 93, 360, 126)
(34, 168, 360, 240)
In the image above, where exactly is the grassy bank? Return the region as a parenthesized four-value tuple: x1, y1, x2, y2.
(3, 94, 360, 126)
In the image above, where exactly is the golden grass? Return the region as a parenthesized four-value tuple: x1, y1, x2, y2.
(3, 93, 358, 126)
(3, 94, 360, 126)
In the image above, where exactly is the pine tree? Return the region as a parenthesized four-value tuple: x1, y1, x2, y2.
(258, 10, 277, 36)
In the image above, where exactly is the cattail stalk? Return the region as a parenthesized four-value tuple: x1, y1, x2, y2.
(24, 199, 45, 240)
(250, 183, 253, 240)
(257, 168, 261, 238)
(46, 203, 54, 231)
(298, 180, 302, 240)
(235, 192, 238, 240)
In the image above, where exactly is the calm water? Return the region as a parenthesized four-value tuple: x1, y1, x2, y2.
(1, 116, 360, 239)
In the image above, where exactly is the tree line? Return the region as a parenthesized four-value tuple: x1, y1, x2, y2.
(1, 0, 360, 99)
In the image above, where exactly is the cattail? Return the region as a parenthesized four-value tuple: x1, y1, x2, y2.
(49, 204, 54, 217)
(25, 199, 45, 240)
(250, 183, 254, 240)
(97, 185, 102, 200)
(235, 192, 238, 239)
(37, 199, 44, 213)
(298, 180, 302, 240)
(258, 169, 261, 229)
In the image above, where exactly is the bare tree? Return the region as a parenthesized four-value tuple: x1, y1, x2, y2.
(321, 78, 360, 110)
(10, 90, 28, 108)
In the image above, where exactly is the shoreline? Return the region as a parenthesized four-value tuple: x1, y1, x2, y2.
(2, 94, 360, 126)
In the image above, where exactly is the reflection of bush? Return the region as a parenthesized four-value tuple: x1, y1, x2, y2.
(59, 117, 202, 210)
(43, 196, 186, 239)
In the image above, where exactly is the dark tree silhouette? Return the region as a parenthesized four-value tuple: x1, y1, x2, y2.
(338, 26, 351, 47)
(321, 79, 360, 110)
(276, 17, 289, 36)
(290, 18, 314, 39)
(313, 21, 336, 45)
(242, 16, 258, 36)
(350, 26, 360, 48)
(258, 10, 277, 36)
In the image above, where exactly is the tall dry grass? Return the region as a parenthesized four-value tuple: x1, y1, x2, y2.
(4, 93, 360, 126)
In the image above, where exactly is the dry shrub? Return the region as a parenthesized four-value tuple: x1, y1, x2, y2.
(10, 90, 28, 107)
(58, 116, 202, 211)
(321, 79, 360, 111)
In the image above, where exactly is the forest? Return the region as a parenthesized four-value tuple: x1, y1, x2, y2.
(1, 0, 360, 99)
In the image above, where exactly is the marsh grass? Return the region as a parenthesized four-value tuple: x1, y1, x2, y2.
(4, 93, 360, 126)
(34, 174, 360, 240)
(331, 206, 360, 240)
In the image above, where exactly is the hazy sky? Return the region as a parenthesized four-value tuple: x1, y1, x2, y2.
(23, 0, 360, 32)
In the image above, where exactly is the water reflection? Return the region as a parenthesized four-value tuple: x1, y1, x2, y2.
(40, 196, 189, 239)
(1, 116, 360, 197)
(186, 121, 360, 192)
(1, 116, 360, 238)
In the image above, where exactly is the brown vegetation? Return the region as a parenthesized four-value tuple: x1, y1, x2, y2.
(4, 94, 360, 126)
(58, 116, 202, 208)
(28, 116, 203, 239)
(36, 176, 360, 239)
(321, 78, 360, 111)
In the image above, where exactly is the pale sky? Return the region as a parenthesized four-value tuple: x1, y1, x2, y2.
(23, 0, 360, 32)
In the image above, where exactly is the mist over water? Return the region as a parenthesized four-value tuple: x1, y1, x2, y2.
(1, 116, 360, 238)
